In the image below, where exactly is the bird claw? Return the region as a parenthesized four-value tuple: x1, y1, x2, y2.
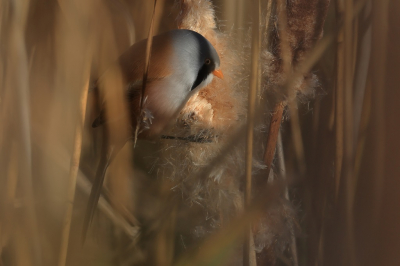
(138, 106, 154, 134)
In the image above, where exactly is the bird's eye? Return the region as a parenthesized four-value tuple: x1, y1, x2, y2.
(205, 59, 211, 65)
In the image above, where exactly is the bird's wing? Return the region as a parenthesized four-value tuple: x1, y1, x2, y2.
(84, 34, 174, 240)
(91, 77, 164, 128)
(92, 32, 173, 128)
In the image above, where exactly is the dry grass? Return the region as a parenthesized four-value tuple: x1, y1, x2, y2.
(1, 0, 399, 265)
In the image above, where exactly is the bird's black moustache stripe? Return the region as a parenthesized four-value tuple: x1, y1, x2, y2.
(191, 63, 214, 91)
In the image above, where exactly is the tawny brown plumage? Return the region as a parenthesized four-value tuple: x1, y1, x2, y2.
(83, 29, 223, 240)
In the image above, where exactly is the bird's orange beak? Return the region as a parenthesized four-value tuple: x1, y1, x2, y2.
(212, 69, 224, 79)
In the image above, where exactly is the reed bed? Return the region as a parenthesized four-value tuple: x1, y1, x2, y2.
(1, 0, 399, 265)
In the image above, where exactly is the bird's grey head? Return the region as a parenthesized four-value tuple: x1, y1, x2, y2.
(169, 29, 221, 92)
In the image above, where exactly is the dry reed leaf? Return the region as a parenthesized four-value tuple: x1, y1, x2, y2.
(135, 0, 158, 144)
(263, 103, 285, 172)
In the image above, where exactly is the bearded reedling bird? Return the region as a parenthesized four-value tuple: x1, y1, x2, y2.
(83, 29, 223, 239)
